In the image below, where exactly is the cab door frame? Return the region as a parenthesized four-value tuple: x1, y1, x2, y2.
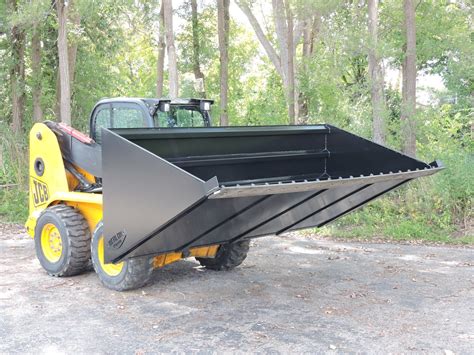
(89, 99, 153, 142)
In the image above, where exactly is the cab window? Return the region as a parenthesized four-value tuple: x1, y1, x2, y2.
(154, 106, 205, 127)
(112, 104, 147, 129)
(93, 103, 147, 143)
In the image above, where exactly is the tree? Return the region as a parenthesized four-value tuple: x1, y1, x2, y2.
(191, 0, 205, 98)
(55, 0, 80, 124)
(299, 13, 320, 121)
(236, 0, 303, 124)
(8, 0, 26, 133)
(67, 4, 80, 95)
(31, 23, 43, 122)
(367, 0, 385, 144)
(163, 0, 178, 98)
(284, 0, 295, 124)
(56, 0, 71, 124)
(217, 0, 230, 125)
(156, 1, 165, 97)
(401, 0, 417, 157)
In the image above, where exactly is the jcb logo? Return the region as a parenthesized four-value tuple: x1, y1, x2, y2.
(32, 178, 49, 206)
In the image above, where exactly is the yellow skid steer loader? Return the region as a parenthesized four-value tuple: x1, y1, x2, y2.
(26, 98, 443, 290)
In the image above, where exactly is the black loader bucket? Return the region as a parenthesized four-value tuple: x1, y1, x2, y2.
(101, 125, 443, 263)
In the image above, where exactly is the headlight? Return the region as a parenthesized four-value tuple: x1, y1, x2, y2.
(161, 102, 170, 112)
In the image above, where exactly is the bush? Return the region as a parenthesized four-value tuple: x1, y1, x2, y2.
(0, 123, 28, 223)
(0, 189, 29, 222)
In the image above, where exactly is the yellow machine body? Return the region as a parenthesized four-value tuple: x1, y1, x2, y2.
(26, 123, 218, 270)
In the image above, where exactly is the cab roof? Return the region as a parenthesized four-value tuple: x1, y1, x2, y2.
(96, 97, 214, 108)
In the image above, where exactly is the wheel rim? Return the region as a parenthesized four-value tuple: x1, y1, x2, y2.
(98, 236, 124, 276)
(41, 223, 62, 263)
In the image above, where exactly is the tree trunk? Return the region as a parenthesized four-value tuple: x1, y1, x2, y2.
(163, 0, 178, 98)
(273, 0, 288, 86)
(56, 0, 71, 125)
(284, 0, 295, 124)
(368, 0, 385, 144)
(156, 2, 165, 97)
(31, 24, 43, 122)
(217, 0, 230, 126)
(236, 0, 301, 124)
(68, 4, 80, 91)
(55, 0, 79, 122)
(191, 0, 206, 98)
(68, 43, 78, 96)
(272, 0, 295, 123)
(236, 1, 282, 76)
(298, 15, 320, 123)
(55, 72, 60, 119)
(8, 0, 25, 133)
(299, 20, 312, 122)
(401, 0, 417, 157)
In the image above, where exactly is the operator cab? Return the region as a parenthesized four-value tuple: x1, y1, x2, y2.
(90, 98, 213, 143)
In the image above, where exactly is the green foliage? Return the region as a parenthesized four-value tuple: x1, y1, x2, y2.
(236, 64, 288, 126)
(0, 123, 28, 187)
(0, 123, 28, 223)
(0, 189, 28, 222)
(177, 5, 261, 124)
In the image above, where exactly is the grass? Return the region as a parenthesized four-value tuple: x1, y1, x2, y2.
(315, 224, 473, 245)
(1, 124, 29, 224)
(312, 207, 473, 245)
(0, 189, 29, 223)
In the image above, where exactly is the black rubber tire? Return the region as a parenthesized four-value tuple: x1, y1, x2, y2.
(91, 222, 154, 291)
(34, 205, 91, 277)
(196, 240, 250, 271)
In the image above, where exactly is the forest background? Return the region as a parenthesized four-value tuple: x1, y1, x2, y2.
(0, 0, 472, 243)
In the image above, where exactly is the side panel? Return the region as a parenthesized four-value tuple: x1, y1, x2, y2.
(25, 123, 70, 237)
(25, 123, 103, 238)
(102, 129, 219, 263)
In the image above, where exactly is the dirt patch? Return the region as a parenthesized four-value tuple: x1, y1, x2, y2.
(1, 224, 473, 353)
(0, 223, 25, 240)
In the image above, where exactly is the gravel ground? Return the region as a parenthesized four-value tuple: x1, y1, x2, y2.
(0, 223, 473, 354)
